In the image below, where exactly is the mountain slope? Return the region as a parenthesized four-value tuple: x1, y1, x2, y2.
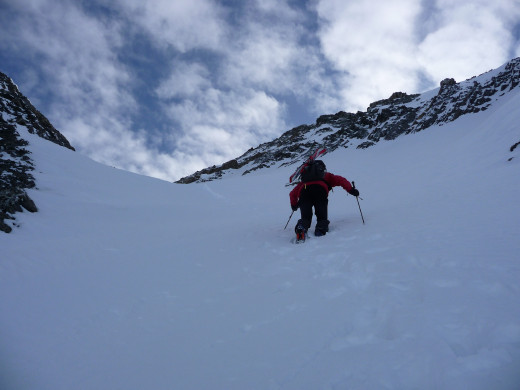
(1, 81, 519, 389)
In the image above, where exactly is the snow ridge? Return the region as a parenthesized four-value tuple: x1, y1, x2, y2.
(177, 57, 520, 183)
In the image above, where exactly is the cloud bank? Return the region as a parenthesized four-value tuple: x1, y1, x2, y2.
(1, 0, 519, 181)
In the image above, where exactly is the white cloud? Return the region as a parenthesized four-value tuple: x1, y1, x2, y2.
(315, 0, 520, 111)
(162, 84, 287, 162)
(156, 63, 211, 99)
(5, 7, 106, 97)
(315, 0, 422, 111)
(63, 115, 191, 181)
(221, 0, 338, 109)
(4, 0, 134, 119)
(113, 0, 226, 52)
(418, 0, 520, 82)
(152, 0, 337, 174)
(252, 0, 300, 18)
(1, 1, 186, 179)
(223, 25, 300, 93)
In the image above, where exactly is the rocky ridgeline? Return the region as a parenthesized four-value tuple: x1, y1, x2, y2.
(177, 57, 520, 184)
(0, 71, 74, 233)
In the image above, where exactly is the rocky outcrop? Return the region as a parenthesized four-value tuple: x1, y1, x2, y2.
(1, 71, 74, 233)
(0, 117, 36, 233)
(0, 73, 74, 150)
(177, 57, 520, 184)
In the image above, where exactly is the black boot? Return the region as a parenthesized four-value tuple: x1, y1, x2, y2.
(295, 221, 308, 242)
(315, 219, 329, 237)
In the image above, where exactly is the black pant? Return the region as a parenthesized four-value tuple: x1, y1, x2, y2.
(296, 184, 329, 233)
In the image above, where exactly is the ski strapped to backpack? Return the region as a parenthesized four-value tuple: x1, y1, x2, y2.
(289, 148, 327, 183)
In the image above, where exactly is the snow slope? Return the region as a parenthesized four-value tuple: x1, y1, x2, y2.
(1, 88, 520, 389)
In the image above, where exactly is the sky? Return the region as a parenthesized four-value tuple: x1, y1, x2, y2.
(1, 0, 520, 181)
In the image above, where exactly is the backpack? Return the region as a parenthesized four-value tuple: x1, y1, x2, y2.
(301, 160, 326, 182)
(289, 148, 327, 184)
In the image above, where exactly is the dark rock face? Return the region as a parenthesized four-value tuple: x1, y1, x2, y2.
(1, 71, 74, 233)
(0, 116, 36, 233)
(0, 73, 74, 150)
(177, 57, 520, 184)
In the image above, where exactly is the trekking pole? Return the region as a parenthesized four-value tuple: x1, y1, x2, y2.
(284, 210, 294, 230)
(352, 181, 365, 225)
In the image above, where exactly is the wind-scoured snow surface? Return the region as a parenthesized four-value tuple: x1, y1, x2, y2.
(1, 89, 520, 390)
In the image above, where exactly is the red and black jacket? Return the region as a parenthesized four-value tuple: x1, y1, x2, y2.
(289, 172, 353, 208)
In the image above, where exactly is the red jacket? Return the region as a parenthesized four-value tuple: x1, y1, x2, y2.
(289, 172, 353, 207)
